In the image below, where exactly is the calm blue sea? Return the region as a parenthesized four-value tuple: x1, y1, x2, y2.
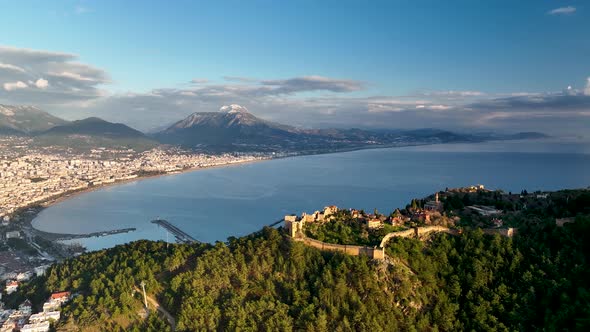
(32, 139, 590, 251)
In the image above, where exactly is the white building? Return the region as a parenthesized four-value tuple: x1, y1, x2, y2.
(28, 311, 60, 324)
(16, 272, 32, 282)
(41, 301, 60, 313)
(5, 281, 18, 295)
(5, 231, 20, 239)
(20, 321, 50, 332)
(34, 265, 50, 277)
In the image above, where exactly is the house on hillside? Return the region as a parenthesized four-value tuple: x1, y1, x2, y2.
(388, 212, 410, 226)
(20, 321, 50, 332)
(18, 300, 32, 315)
(5, 280, 18, 295)
(49, 292, 70, 305)
(366, 218, 383, 229)
(28, 311, 60, 324)
(411, 211, 431, 223)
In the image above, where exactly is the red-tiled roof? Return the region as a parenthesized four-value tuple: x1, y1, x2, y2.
(50, 291, 70, 299)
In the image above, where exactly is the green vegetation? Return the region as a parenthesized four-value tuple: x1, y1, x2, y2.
(386, 216, 590, 331)
(304, 210, 402, 246)
(9, 189, 590, 331)
(133, 169, 167, 177)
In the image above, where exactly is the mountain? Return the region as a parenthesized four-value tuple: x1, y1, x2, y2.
(42, 117, 147, 138)
(155, 104, 545, 152)
(36, 117, 158, 151)
(0, 104, 68, 134)
(154, 104, 300, 150)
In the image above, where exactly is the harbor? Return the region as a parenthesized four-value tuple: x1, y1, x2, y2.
(151, 219, 199, 244)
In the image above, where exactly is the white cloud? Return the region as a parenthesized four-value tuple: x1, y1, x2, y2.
(429, 105, 451, 111)
(0, 45, 109, 104)
(0, 62, 25, 73)
(35, 78, 49, 89)
(48, 71, 97, 82)
(262, 75, 363, 93)
(548, 6, 576, 15)
(1, 45, 587, 136)
(424, 90, 485, 97)
(3, 81, 28, 91)
(223, 76, 258, 83)
(190, 78, 209, 84)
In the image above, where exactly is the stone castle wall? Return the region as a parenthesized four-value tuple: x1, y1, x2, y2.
(293, 237, 384, 260)
(379, 226, 458, 247)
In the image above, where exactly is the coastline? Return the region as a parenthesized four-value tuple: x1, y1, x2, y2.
(24, 143, 411, 236)
(22, 156, 272, 240)
(22, 138, 552, 240)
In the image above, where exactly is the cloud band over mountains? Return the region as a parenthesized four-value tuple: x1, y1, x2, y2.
(0, 45, 588, 135)
(0, 46, 108, 104)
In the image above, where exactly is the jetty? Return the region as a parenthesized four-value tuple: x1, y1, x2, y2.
(268, 219, 284, 227)
(52, 228, 136, 241)
(151, 219, 199, 244)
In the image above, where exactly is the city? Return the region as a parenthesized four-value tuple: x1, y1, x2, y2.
(0, 136, 274, 219)
(1, 1, 589, 330)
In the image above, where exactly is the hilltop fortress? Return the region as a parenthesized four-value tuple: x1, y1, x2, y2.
(283, 186, 520, 260)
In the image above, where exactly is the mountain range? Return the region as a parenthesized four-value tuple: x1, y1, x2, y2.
(0, 103, 548, 152)
(0, 104, 67, 135)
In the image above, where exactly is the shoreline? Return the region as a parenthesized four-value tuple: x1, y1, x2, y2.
(23, 156, 273, 240)
(22, 138, 553, 240)
(25, 144, 414, 237)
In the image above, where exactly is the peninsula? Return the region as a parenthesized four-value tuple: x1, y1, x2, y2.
(1, 186, 588, 331)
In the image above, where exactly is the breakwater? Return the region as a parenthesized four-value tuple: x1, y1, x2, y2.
(51, 228, 136, 241)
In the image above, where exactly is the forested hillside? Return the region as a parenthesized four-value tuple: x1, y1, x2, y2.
(10, 214, 590, 331)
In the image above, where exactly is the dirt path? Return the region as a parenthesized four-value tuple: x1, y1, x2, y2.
(135, 287, 176, 331)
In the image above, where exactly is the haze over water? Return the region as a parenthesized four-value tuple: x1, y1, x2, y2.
(33, 140, 590, 251)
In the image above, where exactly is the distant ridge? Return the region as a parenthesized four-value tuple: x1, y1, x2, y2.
(0, 103, 549, 153)
(0, 104, 68, 134)
(36, 117, 158, 151)
(42, 117, 148, 138)
(153, 104, 548, 152)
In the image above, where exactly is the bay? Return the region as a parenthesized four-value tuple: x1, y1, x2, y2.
(32, 139, 590, 251)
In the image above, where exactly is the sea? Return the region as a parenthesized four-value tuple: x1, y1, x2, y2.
(31, 139, 590, 251)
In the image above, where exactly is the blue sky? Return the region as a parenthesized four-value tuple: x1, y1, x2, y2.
(0, 0, 589, 134)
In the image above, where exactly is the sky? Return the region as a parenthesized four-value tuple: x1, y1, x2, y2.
(0, 0, 589, 135)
